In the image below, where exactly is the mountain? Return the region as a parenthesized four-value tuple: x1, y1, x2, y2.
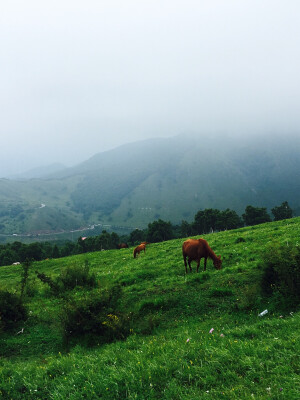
(7, 163, 67, 180)
(0, 133, 299, 241)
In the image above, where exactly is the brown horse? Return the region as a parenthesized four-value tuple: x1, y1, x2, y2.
(182, 238, 222, 273)
(133, 243, 146, 258)
(118, 243, 129, 249)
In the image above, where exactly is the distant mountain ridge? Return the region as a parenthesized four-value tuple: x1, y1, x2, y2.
(8, 163, 67, 180)
(0, 133, 299, 241)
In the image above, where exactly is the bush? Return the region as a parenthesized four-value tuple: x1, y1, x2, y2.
(261, 243, 300, 308)
(0, 290, 27, 331)
(60, 285, 130, 345)
(58, 261, 97, 291)
(35, 261, 97, 296)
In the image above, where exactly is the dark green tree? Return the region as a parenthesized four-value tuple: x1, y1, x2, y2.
(52, 244, 60, 258)
(180, 220, 193, 238)
(146, 219, 173, 243)
(0, 249, 17, 266)
(77, 236, 87, 253)
(60, 241, 77, 257)
(25, 242, 45, 261)
(110, 232, 120, 249)
(242, 205, 271, 226)
(193, 209, 221, 234)
(96, 230, 112, 250)
(217, 209, 243, 230)
(271, 201, 293, 221)
(129, 229, 145, 245)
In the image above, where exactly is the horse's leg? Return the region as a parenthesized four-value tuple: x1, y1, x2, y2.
(183, 254, 188, 273)
(188, 257, 192, 272)
(196, 258, 201, 273)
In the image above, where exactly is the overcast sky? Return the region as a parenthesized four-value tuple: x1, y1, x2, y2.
(1, 0, 300, 176)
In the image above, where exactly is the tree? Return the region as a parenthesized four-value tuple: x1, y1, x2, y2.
(129, 229, 145, 245)
(52, 245, 60, 258)
(217, 209, 243, 230)
(146, 219, 173, 243)
(242, 205, 271, 226)
(271, 201, 293, 221)
(180, 220, 193, 238)
(25, 243, 45, 261)
(95, 230, 113, 250)
(77, 236, 87, 253)
(0, 249, 17, 266)
(110, 232, 120, 249)
(192, 209, 221, 234)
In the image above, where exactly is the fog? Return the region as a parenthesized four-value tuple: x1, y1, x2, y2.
(1, 1, 300, 176)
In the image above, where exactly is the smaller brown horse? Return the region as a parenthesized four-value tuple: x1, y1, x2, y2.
(182, 238, 222, 273)
(118, 243, 129, 249)
(133, 243, 146, 258)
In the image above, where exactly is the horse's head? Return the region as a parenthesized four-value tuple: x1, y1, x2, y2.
(214, 255, 222, 270)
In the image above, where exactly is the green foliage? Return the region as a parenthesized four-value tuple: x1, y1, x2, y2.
(271, 201, 293, 221)
(58, 261, 97, 291)
(193, 208, 220, 234)
(193, 208, 242, 234)
(36, 261, 97, 295)
(242, 205, 271, 226)
(146, 219, 173, 242)
(60, 285, 130, 344)
(35, 270, 60, 295)
(261, 242, 300, 308)
(0, 290, 27, 332)
(129, 228, 146, 245)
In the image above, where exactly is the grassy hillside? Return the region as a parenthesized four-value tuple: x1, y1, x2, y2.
(0, 218, 299, 399)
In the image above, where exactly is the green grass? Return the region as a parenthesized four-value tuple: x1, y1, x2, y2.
(0, 218, 300, 399)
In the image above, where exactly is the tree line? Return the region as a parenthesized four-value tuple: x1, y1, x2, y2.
(0, 201, 294, 267)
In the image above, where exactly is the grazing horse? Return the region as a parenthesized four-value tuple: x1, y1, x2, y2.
(182, 238, 222, 273)
(133, 243, 146, 258)
(118, 243, 129, 249)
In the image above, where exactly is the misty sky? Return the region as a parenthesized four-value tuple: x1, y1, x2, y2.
(1, 1, 300, 176)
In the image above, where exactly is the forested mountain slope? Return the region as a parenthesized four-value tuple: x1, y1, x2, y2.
(0, 133, 299, 237)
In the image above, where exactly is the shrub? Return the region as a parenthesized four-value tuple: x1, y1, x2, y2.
(0, 290, 27, 331)
(35, 270, 60, 295)
(35, 261, 97, 296)
(261, 243, 300, 308)
(58, 261, 97, 290)
(60, 285, 130, 345)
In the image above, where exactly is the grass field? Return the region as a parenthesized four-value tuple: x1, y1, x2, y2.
(0, 218, 299, 399)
